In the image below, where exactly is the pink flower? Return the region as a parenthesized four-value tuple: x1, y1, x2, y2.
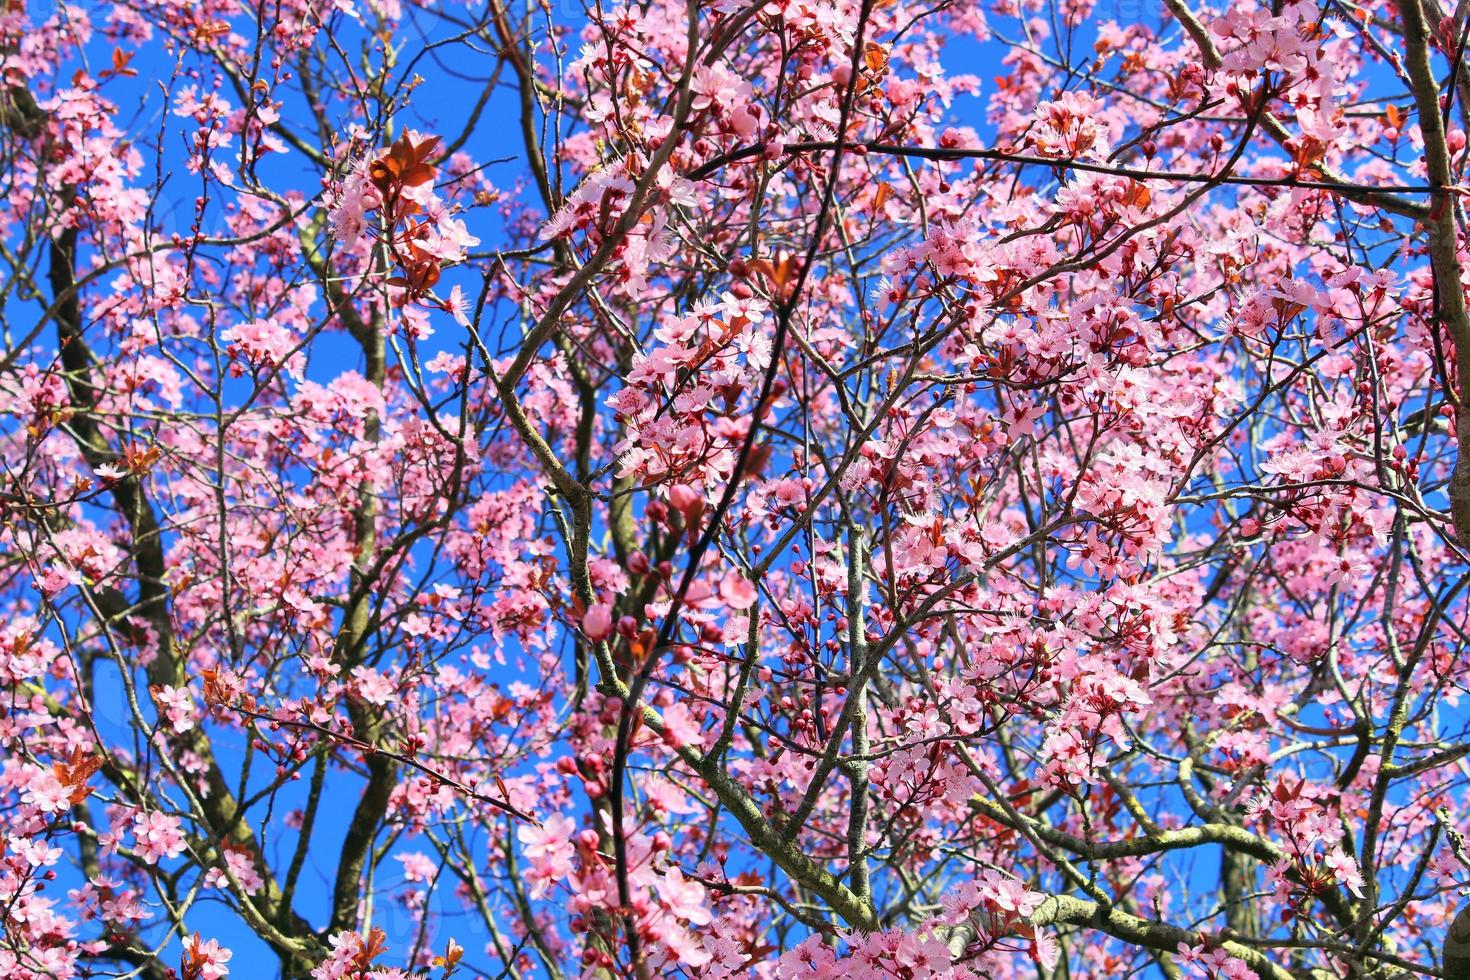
(204, 847, 265, 895)
(655, 866, 710, 925)
(1324, 847, 1365, 898)
(132, 811, 186, 865)
(1027, 91, 1109, 159)
(38, 563, 82, 597)
(719, 570, 757, 610)
(22, 768, 73, 813)
(329, 182, 371, 248)
(661, 702, 703, 749)
(183, 935, 233, 980)
(312, 931, 372, 980)
(350, 666, 395, 706)
(1032, 929, 1060, 969)
(428, 214, 480, 262)
(443, 284, 471, 327)
(894, 932, 951, 980)
(9, 835, 62, 867)
(155, 684, 196, 733)
(518, 812, 575, 860)
(517, 813, 576, 898)
(396, 851, 438, 883)
(221, 318, 304, 380)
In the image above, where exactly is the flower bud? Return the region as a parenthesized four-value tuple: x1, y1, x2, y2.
(583, 603, 614, 642)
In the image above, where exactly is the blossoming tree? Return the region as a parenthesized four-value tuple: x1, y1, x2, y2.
(3, 0, 1470, 977)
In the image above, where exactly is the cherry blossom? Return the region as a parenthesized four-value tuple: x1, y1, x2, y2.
(1, 0, 1469, 976)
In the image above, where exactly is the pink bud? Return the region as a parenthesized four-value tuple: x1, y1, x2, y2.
(1239, 518, 1260, 537)
(583, 603, 613, 642)
(730, 108, 759, 140)
(669, 483, 700, 513)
